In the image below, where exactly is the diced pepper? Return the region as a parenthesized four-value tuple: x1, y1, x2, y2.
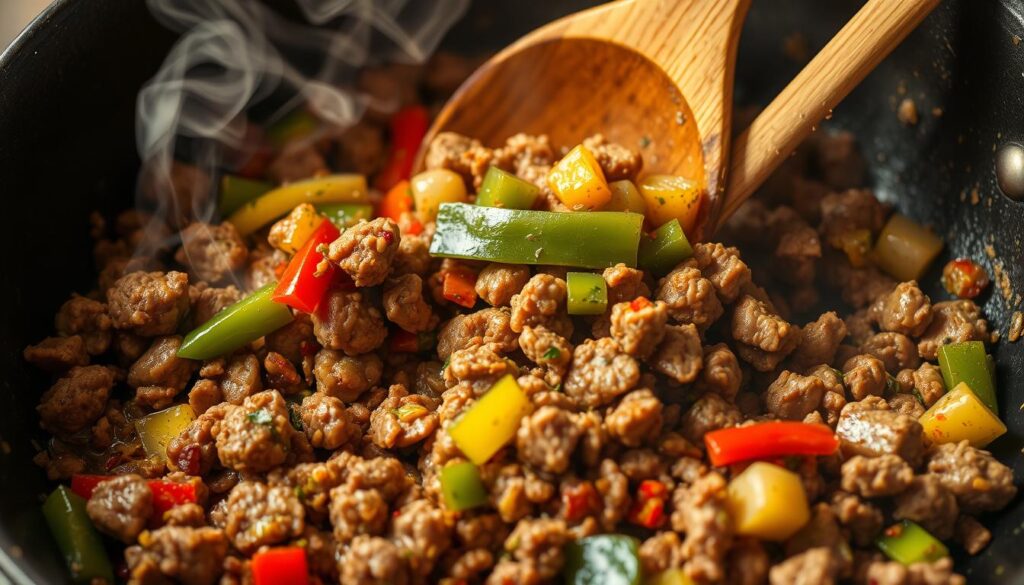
(726, 462, 810, 541)
(411, 169, 469, 223)
(442, 266, 478, 309)
(627, 494, 664, 529)
(448, 375, 531, 464)
(135, 404, 196, 461)
(317, 203, 374, 228)
(637, 218, 694, 276)
(266, 109, 320, 149)
(919, 382, 1007, 448)
(638, 174, 702, 236)
(430, 203, 644, 269)
(377, 180, 420, 232)
(219, 175, 272, 217)
(562, 482, 601, 523)
(268, 203, 326, 255)
(937, 341, 997, 413)
(871, 213, 943, 281)
(273, 220, 341, 314)
(71, 475, 199, 518)
(43, 486, 114, 584)
(604, 180, 647, 214)
(567, 271, 608, 315)
(375, 105, 430, 191)
(251, 546, 309, 585)
(563, 535, 641, 585)
(476, 166, 540, 209)
(388, 329, 436, 353)
(440, 461, 489, 512)
(548, 144, 611, 211)
(876, 520, 949, 565)
(227, 174, 368, 236)
(179, 283, 294, 360)
(704, 421, 839, 467)
(942, 258, 990, 299)
(647, 569, 695, 585)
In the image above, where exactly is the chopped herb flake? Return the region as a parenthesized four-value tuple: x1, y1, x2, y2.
(542, 346, 562, 360)
(247, 409, 273, 426)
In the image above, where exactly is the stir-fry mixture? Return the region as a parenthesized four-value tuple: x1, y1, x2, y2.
(26, 57, 1016, 585)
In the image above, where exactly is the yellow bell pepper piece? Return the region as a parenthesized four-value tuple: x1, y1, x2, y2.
(647, 569, 695, 585)
(638, 174, 702, 236)
(448, 375, 531, 465)
(726, 462, 810, 541)
(135, 404, 196, 461)
(228, 174, 367, 236)
(547, 145, 611, 211)
(871, 214, 943, 281)
(919, 382, 1006, 448)
(267, 203, 325, 254)
(411, 169, 468, 223)
(605, 180, 647, 214)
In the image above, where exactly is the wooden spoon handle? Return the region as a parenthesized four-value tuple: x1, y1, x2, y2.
(716, 0, 941, 229)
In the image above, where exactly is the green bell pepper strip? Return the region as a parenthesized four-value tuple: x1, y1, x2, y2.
(638, 218, 694, 276)
(937, 341, 997, 414)
(876, 520, 948, 565)
(440, 461, 489, 511)
(429, 203, 644, 269)
(564, 535, 641, 585)
(43, 485, 114, 584)
(178, 283, 294, 360)
(317, 203, 374, 228)
(567, 272, 608, 315)
(219, 175, 272, 217)
(475, 166, 540, 209)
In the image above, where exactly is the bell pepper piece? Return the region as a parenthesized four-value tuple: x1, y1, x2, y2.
(43, 486, 114, 584)
(273, 219, 341, 313)
(726, 461, 810, 541)
(563, 535, 641, 585)
(919, 382, 1006, 448)
(412, 169, 469, 224)
(219, 175, 272, 217)
(567, 272, 608, 315)
(377, 179, 418, 229)
(605, 180, 647, 214)
(268, 203, 327, 255)
(266, 109, 320, 149)
(548, 144, 612, 211)
(179, 283, 294, 360)
(562, 482, 601, 523)
(375, 105, 430, 191)
(937, 341, 997, 414)
(440, 461, 489, 512)
(430, 203, 644, 269)
(135, 404, 196, 461)
(638, 218, 694, 276)
(476, 166, 540, 209)
(449, 375, 531, 465)
(252, 546, 309, 585)
(942, 258, 990, 299)
(638, 174, 702, 236)
(227, 174, 368, 236)
(871, 214, 943, 282)
(442, 267, 479, 309)
(704, 421, 839, 467)
(317, 203, 374, 228)
(877, 520, 949, 565)
(647, 569, 695, 585)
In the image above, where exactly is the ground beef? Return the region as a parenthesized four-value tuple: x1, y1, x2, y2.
(37, 365, 115, 436)
(605, 389, 663, 447)
(690, 343, 741, 401)
(769, 547, 841, 585)
(436, 307, 518, 359)
(370, 385, 439, 449)
(814, 130, 866, 189)
(392, 232, 432, 276)
(861, 332, 920, 375)
(515, 406, 582, 474)
(444, 344, 516, 394)
(563, 338, 639, 407)
(769, 211, 821, 287)
(679, 393, 742, 445)
(189, 283, 242, 325)
(733, 295, 800, 354)
(325, 217, 400, 287)
(55, 294, 112, 355)
(215, 390, 296, 473)
(519, 325, 572, 377)
(167, 404, 228, 476)
(955, 515, 992, 555)
(341, 534, 411, 585)
(300, 393, 357, 449)
(869, 281, 933, 337)
(842, 354, 887, 400)
(174, 222, 248, 283)
(85, 474, 153, 543)
(830, 491, 883, 546)
(655, 266, 724, 333)
(510, 273, 573, 338)
(391, 499, 452, 577)
(887, 393, 925, 418)
(727, 538, 771, 585)
(216, 353, 262, 404)
(765, 371, 827, 420)
(125, 525, 227, 585)
(836, 407, 924, 466)
(840, 454, 913, 498)
(892, 474, 959, 539)
(909, 363, 945, 407)
(23, 335, 89, 372)
(788, 312, 847, 372)
(188, 379, 222, 416)
(926, 441, 1017, 513)
(106, 271, 190, 337)
(383, 274, 435, 333)
(819, 189, 885, 243)
(823, 260, 895, 309)
(313, 349, 382, 402)
(603, 263, 651, 305)
(672, 472, 732, 583)
(424, 132, 483, 185)
(265, 313, 315, 364)
(864, 557, 966, 585)
(223, 480, 304, 553)
(916, 300, 990, 360)
(638, 532, 684, 575)
(610, 299, 669, 359)
(336, 121, 384, 177)
(582, 134, 643, 181)
(311, 290, 387, 356)
(330, 484, 390, 542)
(245, 243, 287, 291)
(689, 243, 753, 304)
(652, 323, 703, 384)
(475, 263, 531, 307)
(127, 336, 196, 408)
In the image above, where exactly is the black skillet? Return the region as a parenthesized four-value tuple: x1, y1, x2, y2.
(0, 0, 1022, 582)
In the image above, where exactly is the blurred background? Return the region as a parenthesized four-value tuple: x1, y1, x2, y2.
(1, 0, 50, 50)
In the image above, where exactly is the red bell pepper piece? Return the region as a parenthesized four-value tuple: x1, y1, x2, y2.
(562, 482, 601, 523)
(377, 180, 423, 235)
(273, 219, 341, 313)
(375, 105, 430, 192)
(442, 267, 478, 309)
(71, 475, 198, 518)
(252, 547, 309, 585)
(703, 421, 839, 468)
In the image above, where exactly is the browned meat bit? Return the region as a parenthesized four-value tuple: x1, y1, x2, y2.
(788, 312, 847, 372)
(519, 325, 572, 376)
(819, 189, 885, 244)
(383, 274, 436, 333)
(842, 354, 888, 400)
(515, 406, 582, 474)
(864, 557, 966, 585)
(188, 379, 221, 416)
(268, 461, 345, 523)
(692, 345, 741, 402)
(267, 140, 328, 183)
(814, 130, 866, 189)
(891, 474, 959, 539)
(835, 407, 924, 466)
(732, 295, 801, 371)
(888, 394, 925, 418)
(769, 547, 842, 585)
(85, 474, 153, 543)
(311, 290, 387, 356)
(688, 242, 752, 304)
(582, 133, 643, 181)
(726, 538, 771, 585)
(215, 390, 297, 473)
(603, 263, 651, 305)
(424, 132, 484, 185)
(312, 349, 381, 401)
(609, 299, 669, 359)
(955, 515, 992, 555)
(23, 335, 88, 372)
(489, 463, 557, 524)
(496, 517, 571, 581)
(475, 263, 531, 307)
(671, 472, 732, 583)
(340, 534, 411, 585)
(769, 210, 822, 287)
(127, 336, 197, 409)
(656, 267, 724, 332)
(916, 300, 990, 360)
(652, 323, 704, 384)
(174, 222, 248, 283)
(869, 281, 933, 337)
(564, 338, 639, 407)
(107, 271, 189, 337)
(861, 332, 920, 374)
(840, 454, 913, 498)
(223, 480, 304, 553)
(300, 393, 357, 449)
(436, 307, 518, 360)
(927, 440, 1017, 513)
(908, 363, 944, 407)
(325, 217, 400, 287)
(265, 313, 315, 364)
(37, 365, 116, 436)
(55, 294, 112, 355)
(844, 308, 875, 345)
(823, 260, 895, 309)
(494, 133, 558, 196)
(639, 532, 684, 576)
(606, 389, 663, 447)
(510, 273, 573, 338)
(391, 499, 452, 577)
(444, 344, 516, 395)
(830, 490, 883, 546)
(392, 232, 432, 277)
(370, 385, 439, 449)
(679, 393, 743, 445)
(189, 283, 242, 325)
(245, 242, 287, 290)
(167, 404, 228, 476)
(765, 371, 826, 420)
(125, 525, 227, 585)
(263, 351, 303, 394)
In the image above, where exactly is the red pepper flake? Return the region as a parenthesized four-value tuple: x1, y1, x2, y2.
(629, 297, 652, 311)
(637, 479, 667, 499)
(884, 524, 904, 538)
(628, 496, 664, 529)
(942, 258, 990, 299)
(377, 230, 395, 245)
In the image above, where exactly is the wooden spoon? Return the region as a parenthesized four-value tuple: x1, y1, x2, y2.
(417, 0, 940, 240)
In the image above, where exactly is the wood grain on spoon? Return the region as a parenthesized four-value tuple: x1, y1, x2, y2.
(419, 0, 940, 240)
